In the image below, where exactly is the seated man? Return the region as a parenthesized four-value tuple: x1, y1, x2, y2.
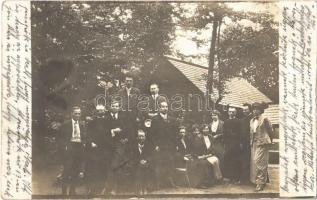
(129, 129, 154, 196)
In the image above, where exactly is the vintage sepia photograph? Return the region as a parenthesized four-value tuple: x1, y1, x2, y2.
(31, 1, 279, 198)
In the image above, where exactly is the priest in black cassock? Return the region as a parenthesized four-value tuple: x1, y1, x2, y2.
(223, 107, 242, 183)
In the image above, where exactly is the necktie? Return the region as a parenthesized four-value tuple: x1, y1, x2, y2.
(139, 144, 143, 154)
(73, 121, 80, 141)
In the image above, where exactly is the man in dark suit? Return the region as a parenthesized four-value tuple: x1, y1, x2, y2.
(240, 103, 253, 184)
(59, 106, 86, 195)
(223, 107, 242, 183)
(85, 105, 111, 195)
(145, 83, 167, 119)
(117, 74, 140, 113)
(129, 129, 154, 196)
(103, 100, 129, 195)
(117, 74, 141, 143)
(150, 101, 177, 189)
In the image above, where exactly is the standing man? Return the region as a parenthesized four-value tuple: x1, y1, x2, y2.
(146, 83, 167, 119)
(59, 106, 86, 195)
(85, 105, 111, 195)
(240, 103, 253, 184)
(223, 107, 242, 184)
(151, 101, 177, 189)
(117, 74, 140, 113)
(117, 74, 141, 142)
(103, 100, 129, 195)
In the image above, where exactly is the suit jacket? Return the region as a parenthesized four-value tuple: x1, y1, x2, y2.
(175, 137, 191, 155)
(223, 118, 242, 150)
(250, 114, 273, 146)
(59, 119, 87, 150)
(150, 113, 177, 151)
(104, 111, 130, 144)
(87, 116, 112, 151)
(240, 114, 253, 147)
(129, 141, 154, 165)
(148, 95, 167, 115)
(117, 86, 140, 112)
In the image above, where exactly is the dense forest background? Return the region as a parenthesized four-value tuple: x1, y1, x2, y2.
(31, 2, 278, 124)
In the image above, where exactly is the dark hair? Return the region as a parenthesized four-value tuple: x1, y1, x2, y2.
(150, 82, 159, 88)
(211, 109, 221, 116)
(201, 123, 210, 131)
(111, 100, 120, 106)
(72, 106, 81, 112)
(252, 102, 268, 114)
(191, 124, 200, 132)
(242, 103, 252, 111)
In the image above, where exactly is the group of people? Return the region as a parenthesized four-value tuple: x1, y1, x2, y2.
(57, 74, 275, 196)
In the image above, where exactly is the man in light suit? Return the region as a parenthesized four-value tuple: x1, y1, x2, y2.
(59, 106, 86, 195)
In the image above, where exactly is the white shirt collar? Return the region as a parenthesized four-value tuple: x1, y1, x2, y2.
(160, 113, 167, 119)
(203, 135, 211, 149)
(211, 120, 219, 132)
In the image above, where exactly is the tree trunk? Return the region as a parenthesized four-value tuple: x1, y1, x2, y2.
(207, 19, 219, 95)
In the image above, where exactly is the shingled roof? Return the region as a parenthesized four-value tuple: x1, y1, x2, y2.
(165, 56, 272, 108)
(263, 104, 279, 125)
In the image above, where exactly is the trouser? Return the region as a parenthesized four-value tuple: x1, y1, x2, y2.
(104, 144, 129, 192)
(134, 164, 151, 193)
(61, 142, 84, 195)
(240, 144, 251, 183)
(85, 148, 110, 194)
(153, 150, 175, 188)
(250, 143, 269, 185)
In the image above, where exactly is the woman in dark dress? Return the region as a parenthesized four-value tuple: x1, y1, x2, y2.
(188, 124, 222, 188)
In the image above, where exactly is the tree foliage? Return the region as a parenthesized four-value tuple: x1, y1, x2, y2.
(177, 3, 278, 102)
(32, 2, 176, 99)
